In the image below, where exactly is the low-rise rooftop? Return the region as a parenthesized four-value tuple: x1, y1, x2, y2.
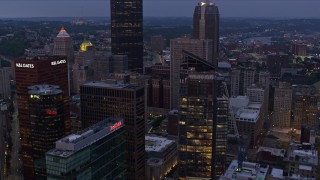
(47, 118, 124, 158)
(145, 135, 175, 153)
(220, 160, 269, 180)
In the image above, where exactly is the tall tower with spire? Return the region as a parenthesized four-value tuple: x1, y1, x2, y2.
(53, 27, 74, 64)
(193, 1, 219, 67)
(53, 27, 75, 94)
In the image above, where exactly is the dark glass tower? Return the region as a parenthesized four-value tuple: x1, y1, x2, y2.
(80, 81, 145, 180)
(27, 84, 68, 179)
(193, 1, 219, 67)
(111, 0, 143, 73)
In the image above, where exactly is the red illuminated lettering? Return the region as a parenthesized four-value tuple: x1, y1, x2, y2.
(46, 109, 57, 115)
(109, 122, 122, 131)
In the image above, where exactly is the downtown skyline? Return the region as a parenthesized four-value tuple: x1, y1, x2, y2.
(0, 0, 319, 18)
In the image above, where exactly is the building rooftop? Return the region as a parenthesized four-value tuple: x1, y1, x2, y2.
(220, 160, 269, 180)
(236, 108, 260, 122)
(82, 81, 141, 90)
(270, 168, 284, 179)
(257, 147, 286, 157)
(229, 96, 250, 109)
(145, 135, 175, 153)
(47, 118, 124, 158)
(56, 27, 70, 38)
(28, 84, 62, 95)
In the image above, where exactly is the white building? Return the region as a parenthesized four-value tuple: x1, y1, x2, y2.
(145, 135, 177, 180)
(220, 160, 269, 180)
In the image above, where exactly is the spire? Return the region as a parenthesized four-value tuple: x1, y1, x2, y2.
(56, 27, 70, 38)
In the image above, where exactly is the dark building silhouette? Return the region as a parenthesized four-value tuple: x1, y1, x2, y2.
(150, 35, 165, 53)
(80, 81, 145, 180)
(14, 56, 70, 179)
(111, 0, 143, 73)
(266, 53, 290, 78)
(193, 1, 220, 67)
(27, 85, 68, 179)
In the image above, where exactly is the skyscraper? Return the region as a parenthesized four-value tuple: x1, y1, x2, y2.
(53, 27, 75, 94)
(170, 37, 212, 109)
(14, 56, 70, 179)
(80, 81, 145, 179)
(27, 84, 68, 179)
(193, 1, 220, 67)
(178, 51, 217, 179)
(53, 27, 74, 64)
(111, 0, 143, 73)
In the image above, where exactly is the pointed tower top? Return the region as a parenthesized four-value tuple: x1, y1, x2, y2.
(56, 27, 70, 38)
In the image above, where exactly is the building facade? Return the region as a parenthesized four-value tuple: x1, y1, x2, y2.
(46, 118, 126, 180)
(193, 1, 219, 67)
(272, 82, 292, 128)
(14, 56, 70, 179)
(80, 81, 145, 180)
(170, 37, 212, 109)
(27, 84, 68, 179)
(291, 85, 320, 129)
(0, 66, 11, 100)
(111, 0, 143, 72)
(145, 135, 177, 180)
(178, 52, 218, 179)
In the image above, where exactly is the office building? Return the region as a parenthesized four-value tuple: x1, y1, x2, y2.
(271, 82, 292, 128)
(0, 101, 8, 179)
(46, 118, 126, 180)
(14, 56, 70, 179)
(229, 96, 264, 146)
(284, 142, 318, 179)
(145, 135, 177, 180)
(145, 64, 170, 113)
(301, 125, 317, 145)
(53, 27, 75, 94)
(193, 1, 219, 67)
(27, 84, 68, 179)
(111, 0, 143, 72)
(110, 55, 129, 73)
(220, 160, 269, 180)
(292, 44, 307, 56)
(80, 81, 145, 179)
(0, 66, 11, 99)
(167, 110, 179, 136)
(267, 53, 290, 78)
(53, 27, 74, 64)
(291, 85, 320, 129)
(150, 35, 166, 53)
(170, 37, 212, 109)
(178, 51, 218, 179)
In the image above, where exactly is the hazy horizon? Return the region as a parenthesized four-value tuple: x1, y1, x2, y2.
(0, 0, 319, 18)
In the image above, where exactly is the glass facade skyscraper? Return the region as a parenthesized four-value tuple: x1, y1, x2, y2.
(27, 84, 68, 179)
(80, 81, 145, 180)
(46, 118, 126, 180)
(111, 0, 143, 73)
(178, 51, 228, 179)
(193, 1, 219, 67)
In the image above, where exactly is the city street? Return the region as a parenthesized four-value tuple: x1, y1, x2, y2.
(7, 94, 23, 180)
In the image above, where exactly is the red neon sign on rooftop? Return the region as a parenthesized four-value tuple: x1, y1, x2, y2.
(109, 121, 123, 132)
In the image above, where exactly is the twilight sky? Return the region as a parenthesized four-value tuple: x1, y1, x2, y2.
(0, 0, 319, 18)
